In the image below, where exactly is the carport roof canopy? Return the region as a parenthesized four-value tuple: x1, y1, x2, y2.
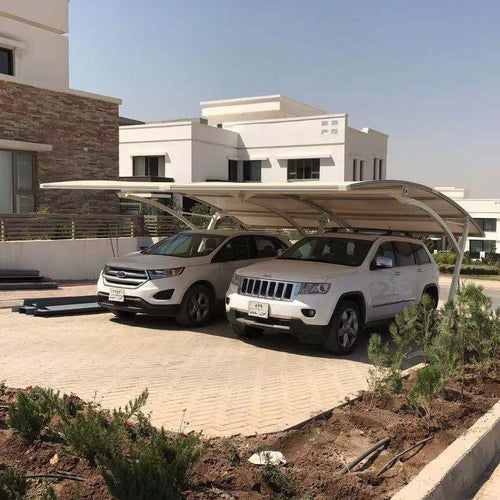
(40, 180, 483, 240)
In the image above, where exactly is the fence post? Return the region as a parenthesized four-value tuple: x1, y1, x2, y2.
(71, 217, 76, 240)
(0, 216, 4, 242)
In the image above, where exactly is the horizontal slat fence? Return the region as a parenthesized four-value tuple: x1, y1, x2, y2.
(0, 214, 182, 242)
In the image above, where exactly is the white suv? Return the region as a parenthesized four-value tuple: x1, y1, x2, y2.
(226, 233, 439, 354)
(97, 230, 289, 326)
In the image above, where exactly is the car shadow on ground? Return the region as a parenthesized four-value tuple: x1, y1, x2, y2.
(110, 313, 421, 366)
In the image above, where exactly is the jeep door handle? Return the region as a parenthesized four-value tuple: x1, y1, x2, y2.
(417, 268, 423, 273)
(394, 271, 401, 276)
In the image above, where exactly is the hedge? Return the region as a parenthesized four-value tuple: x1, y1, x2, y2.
(439, 264, 500, 275)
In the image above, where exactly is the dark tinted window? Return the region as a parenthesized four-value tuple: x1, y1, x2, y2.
(287, 158, 320, 181)
(394, 241, 416, 267)
(228, 159, 238, 181)
(474, 218, 497, 232)
(279, 237, 372, 267)
(255, 236, 286, 258)
(0, 48, 13, 76)
(371, 242, 396, 268)
(242, 161, 261, 181)
(216, 235, 253, 261)
(413, 244, 431, 264)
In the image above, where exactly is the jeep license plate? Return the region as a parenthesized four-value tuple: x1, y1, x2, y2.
(248, 301, 268, 318)
(108, 288, 125, 303)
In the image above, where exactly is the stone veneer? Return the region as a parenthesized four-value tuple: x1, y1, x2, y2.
(0, 79, 119, 213)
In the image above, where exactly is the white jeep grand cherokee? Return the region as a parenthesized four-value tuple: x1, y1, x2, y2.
(226, 233, 439, 354)
(97, 230, 289, 327)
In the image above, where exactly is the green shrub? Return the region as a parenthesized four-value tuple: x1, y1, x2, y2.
(0, 464, 27, 500)
(433, 252, 457, 265)
(99, 429, 200, 500)
(7, 387, 55, 442)
(406, 364, 445, 419)
(260, 463, 296, 498)
(58, 390, 148, 465)
(439, 264, 500, 275)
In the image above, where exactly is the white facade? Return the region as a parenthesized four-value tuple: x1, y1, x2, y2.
(0, 0, 69, 87)
(436, 187, 500, 255)
(119, 95, 388, 189)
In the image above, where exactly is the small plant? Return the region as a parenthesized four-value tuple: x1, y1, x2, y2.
(40, 482, 58, 500)
(260, 463, 296, 498)
(0, 381, 6, 397)
(221, 439, 241, 466)
(0, 464, 27, 500)
(7, 387, 55, 442)
(58, 390, 148, 465)
(406, 364, 445, 420)
(99, 429, 200, 500)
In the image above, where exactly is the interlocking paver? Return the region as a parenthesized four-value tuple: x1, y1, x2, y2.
(1, 308, 379, 436)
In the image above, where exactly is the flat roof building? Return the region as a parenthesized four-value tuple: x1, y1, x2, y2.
(436, 187, 500, 255)
(119, 95, 388, 211)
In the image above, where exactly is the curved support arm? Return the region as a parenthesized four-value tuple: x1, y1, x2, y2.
(119, 193, 197, 230)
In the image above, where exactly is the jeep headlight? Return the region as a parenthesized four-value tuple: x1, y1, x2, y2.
(298, 283, 331, 294)
(231, 273, 242, 286)
(148, 268, 184, 279)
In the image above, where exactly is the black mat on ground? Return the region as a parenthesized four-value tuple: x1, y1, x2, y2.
(12, 295, 104, 317)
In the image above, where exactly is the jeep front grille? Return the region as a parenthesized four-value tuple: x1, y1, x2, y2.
(103, 266, 148, 288)
(240, 278, 299, 301)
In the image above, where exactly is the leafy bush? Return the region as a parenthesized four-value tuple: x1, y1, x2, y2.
(0, 464, 27, 500)
(99, 429, 200, 500)
(482, 252, 500, 266)
(439, 264, 500, 275)
(58, 390, 148, 465)
(7, 387, 55, 442)
(433, 252, 457, 265)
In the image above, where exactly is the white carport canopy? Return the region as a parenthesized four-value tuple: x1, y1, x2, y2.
(40, 179, 483, 300)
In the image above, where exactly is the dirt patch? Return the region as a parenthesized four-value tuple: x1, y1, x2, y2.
(0, 364, 498, 499)
(186, 364, 500, 499)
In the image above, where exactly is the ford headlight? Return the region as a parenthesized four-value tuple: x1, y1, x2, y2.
(148, 268, 184, 280)
(298, 283, 331, 294)
(231, 273, 242, 286)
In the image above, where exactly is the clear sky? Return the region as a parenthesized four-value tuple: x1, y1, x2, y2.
(69, 0, 499, 197)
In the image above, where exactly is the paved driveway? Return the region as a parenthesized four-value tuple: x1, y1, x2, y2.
(0, 309, 375, 436)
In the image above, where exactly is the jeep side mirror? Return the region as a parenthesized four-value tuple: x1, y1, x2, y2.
(373, 256, 394, 269)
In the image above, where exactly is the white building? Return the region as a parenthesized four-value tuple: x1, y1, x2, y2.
(436, 187, 500, 255)
(119, 95, 388, 211)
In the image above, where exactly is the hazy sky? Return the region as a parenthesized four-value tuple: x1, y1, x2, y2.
(69, 0, 499, 197)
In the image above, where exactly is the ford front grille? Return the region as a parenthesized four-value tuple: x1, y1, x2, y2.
(103, 266, 148, 288)
(240, 278, 299, 301)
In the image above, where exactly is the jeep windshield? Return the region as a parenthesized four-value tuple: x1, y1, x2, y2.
(278, 236, 372, 267)
(143, 233, 227, 258)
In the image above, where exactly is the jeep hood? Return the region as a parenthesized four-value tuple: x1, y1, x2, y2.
(235, 259, 357, 282)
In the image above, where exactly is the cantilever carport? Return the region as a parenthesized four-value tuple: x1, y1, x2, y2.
(41, 179, 483, 301)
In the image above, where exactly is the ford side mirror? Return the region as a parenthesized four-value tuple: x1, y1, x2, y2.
(374, 256, 394, 269)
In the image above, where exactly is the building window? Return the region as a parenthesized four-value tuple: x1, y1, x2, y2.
(353, 159, 366, 181)
(243, 160, 261, 182)
(132, 156, 165, 177)
(474, 218, 497, 232)
(228, 159, 238, 181)
(287, 158, 320, 181)
(372, 158, 384, 180)
(0, 48, 13, 76)
(469, 239, 496, 255)
(0, 150, 35, 213)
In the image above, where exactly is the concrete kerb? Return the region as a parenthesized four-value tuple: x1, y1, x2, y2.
(392, 400, 500, 500)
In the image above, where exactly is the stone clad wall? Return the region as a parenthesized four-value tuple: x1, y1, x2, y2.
(0, 79, 119, 213)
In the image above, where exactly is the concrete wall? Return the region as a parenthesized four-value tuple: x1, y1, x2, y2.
(0, 237, 140, 280)
(0, 0, 69, 87)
